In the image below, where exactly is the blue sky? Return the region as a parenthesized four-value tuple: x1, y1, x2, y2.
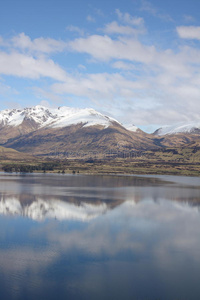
(1, 0, 200, 131)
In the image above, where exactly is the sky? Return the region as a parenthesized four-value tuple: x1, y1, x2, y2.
(1, 0, 200, 132)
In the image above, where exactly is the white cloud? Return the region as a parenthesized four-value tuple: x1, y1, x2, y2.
(140, 0, 157, 16)
(1, 17, 200, 126)
(0, 37, 4, 46)
(104, 21, 144, 36)
(177, 26, 200, 40)
(69, 33, 200, 78)
(30, 26, 198, 126)
(0, 51, 67, 81)
(78, 64, 86, 70)
(39, 100, 51, 107)
(66, 25, 85, 36)
(140, 0, 173, 22)
(87, 15, 95, 22)
(69, 35, 156, 63)
(52, 72, 146, 101)
(115, 9, 144, 26)
(33, 86, 63, 103)
(112, 61, 137, 70)
(12, 32, 67, 54)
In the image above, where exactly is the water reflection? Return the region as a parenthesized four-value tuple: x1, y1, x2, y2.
(0, 194, 110, 221)
(0, 172, 200, 221)
(0, 173, 200, 299)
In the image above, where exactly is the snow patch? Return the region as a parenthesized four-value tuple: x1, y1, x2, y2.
(124, 124, 138, 132)
(0, 105, 120, 129)
(154, 122, 200, 136)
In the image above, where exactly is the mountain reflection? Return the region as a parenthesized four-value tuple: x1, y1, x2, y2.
(1, 173, 200, 222)
(0, 194, 125, 221)
(1, 190, 200, 221)
(1, 174, 200, 299)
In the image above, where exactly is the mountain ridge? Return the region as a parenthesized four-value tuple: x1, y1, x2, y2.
(1, 105, 200, 156)
(0, 105, 155, 156)
(0, 105, 122, 130)
(154, 122, 200, 136)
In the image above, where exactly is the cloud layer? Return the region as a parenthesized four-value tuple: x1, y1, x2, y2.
(1, 7, 200, 128)
(177, 26, 200, 40)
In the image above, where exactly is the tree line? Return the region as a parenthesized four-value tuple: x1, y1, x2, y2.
(2, 162, 62, 173)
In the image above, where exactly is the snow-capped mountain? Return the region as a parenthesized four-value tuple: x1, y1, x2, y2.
(0, 105, 119, 129)
(154, 122, 200, 136)
(0, 105, 157, 155)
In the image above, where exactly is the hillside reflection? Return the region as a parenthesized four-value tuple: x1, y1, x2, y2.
(1, 186, 200, 221)
(0, 173, 200, 222)
(0, 193, 124, 221)
(1, 174, 200, 299)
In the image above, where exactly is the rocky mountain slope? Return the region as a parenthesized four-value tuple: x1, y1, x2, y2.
(153, 122, 200, 148)
(0, 105, 122, 128)
(0, 105, 119, 142)
(1, 105, 200, 156)
(0, 106, 157, 156)
(0, 146, 33, 161)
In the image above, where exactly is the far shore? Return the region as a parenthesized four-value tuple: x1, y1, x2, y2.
(1, 158, 200, 177)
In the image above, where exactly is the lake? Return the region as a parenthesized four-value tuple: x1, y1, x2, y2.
(0, 172, 200, 300)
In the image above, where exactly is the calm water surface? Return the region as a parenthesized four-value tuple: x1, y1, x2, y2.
(0, 173, 200, 300)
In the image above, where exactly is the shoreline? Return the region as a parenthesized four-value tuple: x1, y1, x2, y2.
(1, 168, 200, 177)
(1, 156, 200, 177)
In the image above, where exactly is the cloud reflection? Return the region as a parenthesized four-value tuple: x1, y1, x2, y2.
(1, 175, 200, 299)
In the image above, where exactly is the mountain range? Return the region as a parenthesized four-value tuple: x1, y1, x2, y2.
(0, 105, 200, 156)
(0, 106, 156, 156)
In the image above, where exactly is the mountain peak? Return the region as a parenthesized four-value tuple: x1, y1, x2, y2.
(0, 105, 119, 129)
(154, 122, 200, 136)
